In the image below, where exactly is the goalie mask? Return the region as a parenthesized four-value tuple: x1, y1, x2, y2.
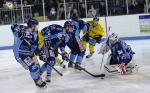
(108, 33, 119, 45)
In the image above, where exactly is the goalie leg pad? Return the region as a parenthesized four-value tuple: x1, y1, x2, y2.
(104, 65, 120, 75)
(104, 64, 126, 75)
(126, 62, 138, 74)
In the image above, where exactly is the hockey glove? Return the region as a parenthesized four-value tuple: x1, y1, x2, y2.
(49, 60, 56, 66)
(88, 38, 97, 46)
(61, 51, 69, 60)
(82, 33, 89, 41)
(94, 35, 102, 44)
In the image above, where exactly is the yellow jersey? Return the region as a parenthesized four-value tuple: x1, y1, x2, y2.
(38, 31, 44, 49)
(86, 21, 105, 38)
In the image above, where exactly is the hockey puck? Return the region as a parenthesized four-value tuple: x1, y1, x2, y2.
(100, 74, 105, 79)
(101, 77, 105, 79)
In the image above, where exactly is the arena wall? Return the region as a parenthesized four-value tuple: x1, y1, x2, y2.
(0, 14, 150, 47)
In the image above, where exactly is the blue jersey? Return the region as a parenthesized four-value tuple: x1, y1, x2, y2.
(41, 24, 65, 49)
(72, 20, 88, 36)
(64, 31, 84, 54)
(11, 24, 38, 58)
(106, 39, 133, 63)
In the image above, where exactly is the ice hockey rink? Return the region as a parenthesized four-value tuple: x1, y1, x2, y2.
(0, 39, 150, 93)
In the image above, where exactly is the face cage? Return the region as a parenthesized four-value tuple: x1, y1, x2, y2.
(30, 25, 39, 32)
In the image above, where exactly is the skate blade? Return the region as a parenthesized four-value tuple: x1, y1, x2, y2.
(36, 85, 47, 89)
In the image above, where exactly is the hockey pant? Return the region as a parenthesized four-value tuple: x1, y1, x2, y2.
(82, 35, 102, 54)
(82, 40, 95, 54)
(16, 54, 41, 80)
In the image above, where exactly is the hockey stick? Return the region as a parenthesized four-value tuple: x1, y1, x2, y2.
(104, 65, 120, 74)
(44, 41, 63, 76)
(24, 39, 63, 76)
(78, 65, 105, 78)
(100, 54, 104, 73)
(46, 62, 63, 76)
(58, 52, 105, 78)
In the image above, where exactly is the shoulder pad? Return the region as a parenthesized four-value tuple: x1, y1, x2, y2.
(78, 20, 85, 24)
(56, 27, 63, 31)
(41, 27, 50, 35)
(78, 20, 86, 29)
(11, 23, 19, 30)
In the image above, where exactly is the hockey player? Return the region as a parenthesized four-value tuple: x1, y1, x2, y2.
(39, 24, 68, 82)
(82, 17, 105, 58)
(70, 14, 89, 37)
(63, 21, 85, 70)
(11, 18, 46, 88)
(99, 33, 136, 75)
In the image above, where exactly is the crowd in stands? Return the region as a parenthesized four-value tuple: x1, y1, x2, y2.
(0, 0, 149, 24)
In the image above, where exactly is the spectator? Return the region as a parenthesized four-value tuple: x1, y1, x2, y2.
(70, 8, 80, 20)
(78, 0, 86, 18)
(66, 1, 73, 19)
(113, 0, 124, 15)
(45, 0, 57, 16)
(23, 0, 28, 6)
(33, 0, 43, 16)
(66, 6, 72, 19)
(148, 1, 150, 12)
(56, 0, 63, 13)
(137, 0, 145, 13)
(0, 1, 3, 8)
(108, 0, 115, 15)
(13, 1, 18, 8)
(99, 1, 106, 16)
(57, 5, 65, 20)
(87, 5, 96, 18)
(129, 1, 139, 14)
(48, 7, 57, 20)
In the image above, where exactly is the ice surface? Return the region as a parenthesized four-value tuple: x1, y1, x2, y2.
(0, 40, 150, 93)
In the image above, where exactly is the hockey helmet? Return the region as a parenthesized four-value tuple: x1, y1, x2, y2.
(108, 33, 119, 44)
(93, 17, 99, 21)
(27, 18, 39, 27)
(64, 21, 74, 28)
(71, 13, 79, 21)
(78, 20, 86, 29)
